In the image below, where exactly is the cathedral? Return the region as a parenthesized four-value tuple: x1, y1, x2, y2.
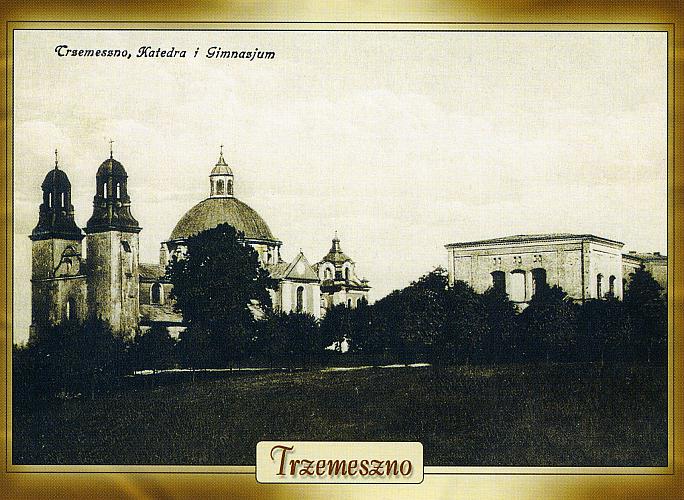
(29, 148, 370, 340)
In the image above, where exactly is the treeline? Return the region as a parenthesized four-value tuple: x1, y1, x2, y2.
(320, 266, 666, 367)
(14, 266, 666, 402)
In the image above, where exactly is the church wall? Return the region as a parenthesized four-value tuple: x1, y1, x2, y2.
(30, 276, 87, 336)
(86, 231, 140, 338)
(31, 238, 82, 280)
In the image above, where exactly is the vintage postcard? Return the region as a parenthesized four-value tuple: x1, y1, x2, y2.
(2, 6, 682, 500)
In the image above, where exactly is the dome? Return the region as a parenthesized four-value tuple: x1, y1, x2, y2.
(170, 197, 277, 242)
(97, 157, 127, 177)
(41, 167, 71, 190)
(211, 163, 233, 176)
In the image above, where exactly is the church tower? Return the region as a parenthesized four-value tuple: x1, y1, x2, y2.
(85, 147, 141, 338)
(29, 151, 86, 338)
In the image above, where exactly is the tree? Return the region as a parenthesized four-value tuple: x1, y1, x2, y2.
(375, 268, 450, 364)
(165, 223, 278, 367)
(519, 285, 578, 362)
(481, 287, 520, 362)
(255, 312, 320, 369)
(319, 304, 353, 351)
(132, 325, 176, 373)
(624, 267, 667, 364)
(177, 324, 213, 376)
(436, 280, 489, 365)
(577, 298, 632, 366)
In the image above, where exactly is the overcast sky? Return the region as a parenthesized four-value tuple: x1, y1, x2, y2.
(12, 30, 668, 344)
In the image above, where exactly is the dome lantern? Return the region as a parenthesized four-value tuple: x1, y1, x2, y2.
(209, 145, 234, 198)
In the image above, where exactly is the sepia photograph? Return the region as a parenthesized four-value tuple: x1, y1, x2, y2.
(10, 28, 669, 469)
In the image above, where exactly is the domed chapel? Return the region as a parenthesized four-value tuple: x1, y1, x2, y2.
(29, 147, 371, 339)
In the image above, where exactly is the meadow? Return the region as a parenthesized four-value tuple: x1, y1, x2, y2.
(12, 363, 667, 466)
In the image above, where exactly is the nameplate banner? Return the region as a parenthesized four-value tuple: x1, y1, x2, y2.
(256, 441, 423, 484)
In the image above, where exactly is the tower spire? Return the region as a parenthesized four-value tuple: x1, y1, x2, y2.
(54, 149, 59, 169)
(217, 144, 227, 166)
(109, 139, 114, 159)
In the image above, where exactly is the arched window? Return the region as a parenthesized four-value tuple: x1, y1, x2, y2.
(531, 268, 547, 297)
(296, 286, 304, 313)
(103, 181, 108, 199)
(491, 271, 505, 292)
(347, 299, 352, 308)
(66, 297, 77, 321)
(227, 179, 233, 195)
(509, 270, 526, 302)
(61, 192, 65, 207)
(608, 275, 616, 297)
(116, 183, 121, 199)
(48, 192, 52, 207)
(324, 268, 332, 280)
(151, 283, 163, 305)
(596, 274, 603, 298)
(211, 180, 215, 196)
(345, 267, 350, 281)
(217, 179, 224, 195)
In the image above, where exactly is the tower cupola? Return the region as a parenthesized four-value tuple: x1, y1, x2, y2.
(209, 145, 234, 198)
(85, 145, 141, 234)
(30, 150, 83, 241)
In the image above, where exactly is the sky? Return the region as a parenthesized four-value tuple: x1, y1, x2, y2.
(12, 30, 668, 344)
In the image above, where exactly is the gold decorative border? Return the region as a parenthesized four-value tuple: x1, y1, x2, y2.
(1, 2, 682, 498)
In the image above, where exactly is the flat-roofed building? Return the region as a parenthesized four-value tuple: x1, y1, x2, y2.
(445, 233, 664, 305)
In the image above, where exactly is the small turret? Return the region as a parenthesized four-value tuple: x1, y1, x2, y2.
(30, 150, 83, 242)
(209, 145, 234, 198)
(85, 145, 140, 234)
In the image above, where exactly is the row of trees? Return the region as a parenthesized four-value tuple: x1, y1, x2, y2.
(14, 223, 667, 402)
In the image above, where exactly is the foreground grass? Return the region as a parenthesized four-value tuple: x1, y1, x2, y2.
(13, 363, 667, 466)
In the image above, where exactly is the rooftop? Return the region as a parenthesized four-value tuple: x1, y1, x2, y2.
(446, 233, 624, 249)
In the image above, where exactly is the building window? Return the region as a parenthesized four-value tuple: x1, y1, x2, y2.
(116, 183, 121, 199)
(227, 179, 233, 195)
(509, 270, 526, 302)
(347, 299, 352, 308)
(608, 275, 616, 297)
(296, 286, 304, 313)
(345, 268, 350, 281)
(491, 271, 505, 292)
(531, 268, 547, 297)
(103, 181, 108, 199)
(48, 192, 52, 207)
(596, 274, 603, 298)
(217, 179, 224, 195)
(121, 240, 133, 274)
(324, 268, 332, 280)
(61, 192, 65, 207)
(151, 283, 163, 305)
(66, 297, 77, 321)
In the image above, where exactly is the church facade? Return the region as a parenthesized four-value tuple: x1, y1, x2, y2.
(445, 233, 667, 305)
(29, 148, 370, 340)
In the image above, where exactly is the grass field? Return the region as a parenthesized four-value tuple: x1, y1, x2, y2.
(12, 363, 667, 466)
